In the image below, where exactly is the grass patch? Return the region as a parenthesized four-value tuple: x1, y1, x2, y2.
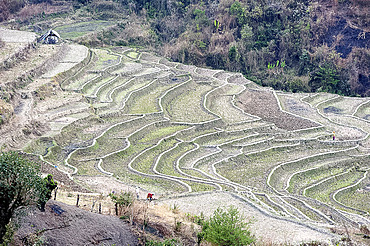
(92, 48, 120, 71)
(64, 73, 98, 91)
(187, 181, 215, 192)
(83, 75, 116, 96)
(55, 21, 115, 40)
(305, 169, 364, 204)
(163, 80, 216, 123)
(282, 197, 325, 222)
(287, 164, 348, 194)
(76, 160, 103, 176)
(137, 125, 188, 144)
(116, 172, 187, 194)
(335, 180, 370, 213)
(125, 82, 175, 114)
(180, 168, 211, 179)
(132, 138, 179, 173)
(24, 138, 54, 156)
(126, 51, 139, 59)
(156, 142, 194, 177)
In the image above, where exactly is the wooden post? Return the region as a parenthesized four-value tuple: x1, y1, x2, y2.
(99, 203, 101, 214)
(54, 187, 58, 200)
(130, 204, 134, 225)
(91, 199, 97, 212)
(76, 194, 80, 207)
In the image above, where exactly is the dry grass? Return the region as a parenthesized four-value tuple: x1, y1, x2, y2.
(55, 187, 200, 244)
(17, 3, 72, 21)
(0, 99, 14, 123)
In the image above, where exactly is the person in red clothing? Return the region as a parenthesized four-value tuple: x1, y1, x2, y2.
(147, 193, 153, 201)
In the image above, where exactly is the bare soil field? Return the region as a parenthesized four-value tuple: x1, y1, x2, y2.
(236, 89, 320, 131)
(0, 27, 36, 43)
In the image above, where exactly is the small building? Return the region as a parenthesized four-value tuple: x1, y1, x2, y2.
(38, 29, 60, 44)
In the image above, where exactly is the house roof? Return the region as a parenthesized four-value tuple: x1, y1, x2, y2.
(49, 29, 60, 39)
(38, 29, 61, 43)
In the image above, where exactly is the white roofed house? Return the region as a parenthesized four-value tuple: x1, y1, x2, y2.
(38, 29, 60, 44)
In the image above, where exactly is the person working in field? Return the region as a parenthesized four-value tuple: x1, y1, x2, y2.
(147, 193, 154, 201)
(332, 131, 335, 141)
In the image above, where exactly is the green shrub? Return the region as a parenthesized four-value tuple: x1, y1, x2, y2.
(109, 191, 134, 207)
(146, 238, 182, 246)
(0, 152, 53, 243)
(309, 64, 350, 95)
(0, 223, 16, 246)
(109, 191, 134, 216)
(202, 206, 255, 246)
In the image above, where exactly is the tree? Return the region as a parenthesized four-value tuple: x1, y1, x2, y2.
(309, 64, 350, 95)
(230, 1, 247, 26)
(109, 191, 134, 216)
(202, 206, 255, 246)
(228, 46, 238, 62)
(0, 152, 43, 243)
(240, 24, 254, 51)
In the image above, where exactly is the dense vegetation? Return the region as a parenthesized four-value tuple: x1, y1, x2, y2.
(1, 0, 369, 96)
(0, 152, 56, 244)
(201, 206, 255, 245)
(147, 206, 254, 245)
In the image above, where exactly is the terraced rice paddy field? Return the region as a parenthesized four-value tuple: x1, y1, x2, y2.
(53, 21, 116, 40)
(23, 45, 370, 238)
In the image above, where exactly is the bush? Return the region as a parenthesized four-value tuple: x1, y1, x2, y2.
(109, 191, 134, 216)
(146, 238, 182, 246)
(202, 206, 255, 246)
(109, 191, 134, 207)
(309, 64, 350, 95)
(0, 152, 42, 243)
(38, 174, 57, 212)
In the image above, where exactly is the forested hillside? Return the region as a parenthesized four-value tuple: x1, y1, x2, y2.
(1, 0, 369, 96)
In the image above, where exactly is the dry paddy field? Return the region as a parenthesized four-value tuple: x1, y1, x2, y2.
(2, 28, 370, 244)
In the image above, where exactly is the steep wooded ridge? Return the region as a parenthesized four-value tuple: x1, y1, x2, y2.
(2, 0, 368, 96)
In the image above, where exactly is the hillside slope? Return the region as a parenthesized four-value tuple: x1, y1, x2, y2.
(1, 27, 369, 244)
(12, 200, 138, 246)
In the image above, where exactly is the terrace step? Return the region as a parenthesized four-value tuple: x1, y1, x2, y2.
(330, 168, 369, 215)
(268, 145, 359, 192)
(281, 196, 333, 223)
(20, 43, 370, 229)
(294, 195, 360, 227)
(269, 195, 310, 220)
(286, 156, 355, 195)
